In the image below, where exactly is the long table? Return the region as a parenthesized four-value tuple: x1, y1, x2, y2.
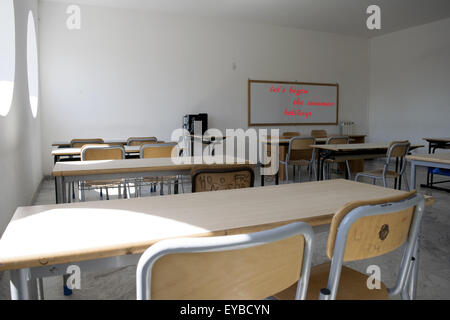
(52, 157, 253, 204)
(408, 153, 450, 193)
(313, 143, 424, 181)
(0, 179, 433, 300)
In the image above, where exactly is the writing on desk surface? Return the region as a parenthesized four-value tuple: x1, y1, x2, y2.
(270, 85, 335, 119)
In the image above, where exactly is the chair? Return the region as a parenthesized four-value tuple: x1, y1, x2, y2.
(70, 138, 104, 148)
(139, 143, 179, 195)
(79, 144, 127, 201)
(191, 165, 254, 193)
(311, 130, 327, 138)
(280, 137, 316, 182)
(274, 191, 425, 300)
(136, 222, 314, 300)
(282, 132, 301, 138)
(355, 141, 410, 190)
(127, 137, 158, 146)
(322, 136, 352, 180)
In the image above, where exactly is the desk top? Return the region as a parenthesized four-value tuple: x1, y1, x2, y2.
(407, 153, 450, 165)
(0, 179, 430, 271)
(52, 146, 141, 156)
(52, 156, 252, 177)
(312, 143, 424, 152)
(52, 140, 127, 147)
(423, 138, 450, 143)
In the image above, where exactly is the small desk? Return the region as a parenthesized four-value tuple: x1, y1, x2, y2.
(408, 153, 450, 193)
(422, 138, 450, 192)
(52, 140, 128, 148)
(261, 135, 366, 183)
(313, 143, 424, 181)
(0, 179, 432, 300)
(52, 146, 141, 163)
(52, 157, 253, 204)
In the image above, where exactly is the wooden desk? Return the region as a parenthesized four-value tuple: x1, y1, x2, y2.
(313, 143, 424, 181)
(0, 179, 433, 299)
(52, 146, 141, 162)
(52, 140, 128, 148)
(261, 135, 366, 183)
(52, 156, 253, 204)
(423, 138, 450, 153)
(408, 153, 450, 192)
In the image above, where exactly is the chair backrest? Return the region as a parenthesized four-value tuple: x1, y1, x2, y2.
(282, 132, 301, 138)
(323, 191, 425, 299)
(127, 137, 158, 146)
(386, 140, 410, 158)
(287, 136, 316, 162)
(191, 165, 255, 192)
(311, 130, 327, 138)
(71, 138, 104, 148)
(136, 222, 314, 300)
(81, 144, 125, 161)
(140, 143, 177, 159)
(326, 136, 349, 145)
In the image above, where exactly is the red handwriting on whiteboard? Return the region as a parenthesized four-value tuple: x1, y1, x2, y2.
(284, 108, 312, 118)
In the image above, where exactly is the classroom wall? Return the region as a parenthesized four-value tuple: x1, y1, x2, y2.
(0, 0, 42, 235)
(39, 2, 370, 174)
(368, 18, 450, 148)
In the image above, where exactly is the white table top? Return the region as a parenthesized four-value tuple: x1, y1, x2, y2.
(0, 179, 424, 271)
(52, 156, 253, 177)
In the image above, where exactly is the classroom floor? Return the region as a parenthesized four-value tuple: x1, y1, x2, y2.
(0, 160, 449, 300)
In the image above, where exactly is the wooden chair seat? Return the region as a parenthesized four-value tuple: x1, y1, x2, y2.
(274, 262, 389, 300)
(359, 169, 401, 179)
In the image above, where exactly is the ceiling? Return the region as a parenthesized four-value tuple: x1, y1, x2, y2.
(42, 0, 450, 38)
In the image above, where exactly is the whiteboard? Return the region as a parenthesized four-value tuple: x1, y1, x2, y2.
(248, 80, 339, 126)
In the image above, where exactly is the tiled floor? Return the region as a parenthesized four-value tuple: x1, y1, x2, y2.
(0, 160, 449, 300)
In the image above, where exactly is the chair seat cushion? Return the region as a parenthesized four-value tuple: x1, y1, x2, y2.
(273, 262, 389, 300)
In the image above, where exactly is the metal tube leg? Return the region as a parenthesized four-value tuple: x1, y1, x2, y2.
(37, 278, 44, 300)
(408, 239, 420, 299)
(410, 163, 416, 191)
(10, 269, 37, 300)
(56, 176, 65, 204)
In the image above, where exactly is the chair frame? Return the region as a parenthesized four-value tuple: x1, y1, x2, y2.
(191, 166, 255, 193)
(280, 136, 316, 182)
(323, 136, 352, 180)
(79, 145, 126, 201)
(139, 143, 180, 195)
(136, 222, 315, 300)
(355, 141, 411, 190)
(319, 193, 425, 300)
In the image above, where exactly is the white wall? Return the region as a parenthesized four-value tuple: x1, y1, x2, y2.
(368, 18, 450, 148)
(39, 2, 370, 174)
(0, 0, 42, 234)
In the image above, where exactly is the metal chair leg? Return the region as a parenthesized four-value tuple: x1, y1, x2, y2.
(106, 187, 109, 200)
(285, 163, 289, 183)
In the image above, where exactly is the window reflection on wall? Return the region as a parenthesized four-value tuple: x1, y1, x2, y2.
(0, 0, 15, 117)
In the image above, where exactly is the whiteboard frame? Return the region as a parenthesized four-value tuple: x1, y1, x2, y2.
(248, 79, 339, 126)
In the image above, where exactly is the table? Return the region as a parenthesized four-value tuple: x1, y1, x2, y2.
(0, 179, 433, 300)
(408, 153, 450, 193)
(52, 146, 141, 163)
(52, 156, 253, 204)
(52, 140, 128, 148)
(313, 143, 424, 181)
(422, 138, 450, 192)
(261, 135, 366, 183)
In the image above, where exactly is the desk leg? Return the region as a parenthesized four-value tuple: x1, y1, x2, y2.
(56, 176, 65, 204)
(10, 269, 38, 300)
(410, 162, 416, 191)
